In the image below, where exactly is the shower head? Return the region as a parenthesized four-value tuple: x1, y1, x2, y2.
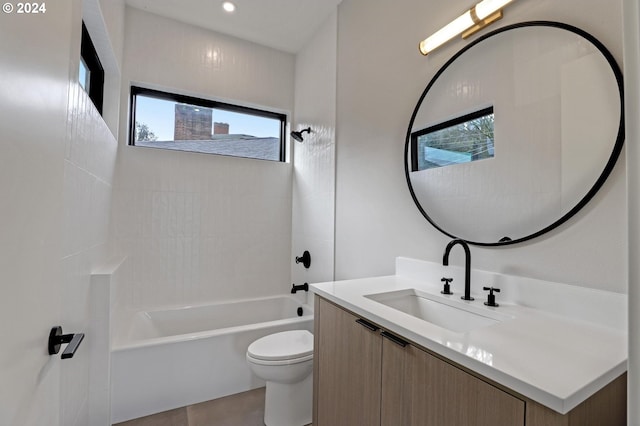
(290, 127, 311, 142)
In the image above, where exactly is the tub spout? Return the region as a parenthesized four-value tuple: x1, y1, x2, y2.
(291, 283, 309, 293)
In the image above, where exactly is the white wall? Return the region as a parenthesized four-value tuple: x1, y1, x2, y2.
(291, 11, 338, 292)
(0, 4, 69, 424)
(82, 0, 124, 136)
(623, 0, 640, 421)
(0, 0, 120, 424)
(111, 7, 296, 310)
(97, 0, 125, 65)
(334, 0, 627, 294)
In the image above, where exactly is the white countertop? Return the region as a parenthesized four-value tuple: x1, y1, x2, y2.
(311, 271, 627, 414)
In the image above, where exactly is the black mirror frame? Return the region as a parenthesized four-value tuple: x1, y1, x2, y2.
(404, 21, 625, 247)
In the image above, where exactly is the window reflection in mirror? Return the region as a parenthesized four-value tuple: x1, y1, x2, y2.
(411, 107, 494, 171)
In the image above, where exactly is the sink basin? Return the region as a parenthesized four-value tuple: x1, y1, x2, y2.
(365, 288, 505, 333)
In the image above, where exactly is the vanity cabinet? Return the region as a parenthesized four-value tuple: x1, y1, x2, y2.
(313, 294, 382, 425)
(313, 297, 522, 426)
(381, 336, 524, 425)
(313, 296, 626, 426)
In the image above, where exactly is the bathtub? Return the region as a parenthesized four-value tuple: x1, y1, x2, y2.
(110, 295, 314, 423)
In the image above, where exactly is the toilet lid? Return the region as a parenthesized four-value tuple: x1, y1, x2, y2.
(247, 330, 313, 361)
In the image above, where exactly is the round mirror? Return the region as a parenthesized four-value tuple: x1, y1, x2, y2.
(405, 22, 624, 246)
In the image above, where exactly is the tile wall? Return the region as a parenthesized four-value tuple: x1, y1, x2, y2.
(61, 2, 120, 424)
(110, 7, 296, 310)
(291, 11, 338, 291)
(61, 79, 118, 426)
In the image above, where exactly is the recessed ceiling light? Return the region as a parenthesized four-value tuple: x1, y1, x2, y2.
(222, 1, 236, 13)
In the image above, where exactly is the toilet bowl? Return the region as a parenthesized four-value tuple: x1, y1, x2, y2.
(246, 330, 313, 426)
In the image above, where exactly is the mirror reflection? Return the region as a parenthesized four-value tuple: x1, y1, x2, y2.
(405, 22, 624, 245)
(411, 106, 495, 171)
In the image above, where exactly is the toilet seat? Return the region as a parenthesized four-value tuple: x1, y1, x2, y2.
(247, 330, 313, 364)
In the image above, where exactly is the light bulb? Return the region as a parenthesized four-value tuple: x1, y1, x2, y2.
(419, 11, 475, 55)
(222, 1, 236, 13)
(475, 0, 513, 20)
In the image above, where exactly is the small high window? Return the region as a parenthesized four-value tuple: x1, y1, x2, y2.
(80, 22, 104, 114)
(129, 86, 286, 162)
(411, 107, 495, 171)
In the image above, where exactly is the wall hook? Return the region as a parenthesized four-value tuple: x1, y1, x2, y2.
(48, 326, 84, 359)
(295, 250, 311, 268)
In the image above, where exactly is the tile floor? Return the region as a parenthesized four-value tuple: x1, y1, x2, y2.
(114, 388, 266, 426)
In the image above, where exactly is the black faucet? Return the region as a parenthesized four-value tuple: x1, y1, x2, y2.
(291, 283, 309, 294)
(443, 239, 474, 301)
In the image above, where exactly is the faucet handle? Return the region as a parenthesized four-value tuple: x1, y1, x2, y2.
(482, 286, 500, 307)
(295, 251, 311, 268)
(440, 277, 453, 295)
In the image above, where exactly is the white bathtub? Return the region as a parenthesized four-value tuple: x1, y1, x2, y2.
(110, 295, 314, 423)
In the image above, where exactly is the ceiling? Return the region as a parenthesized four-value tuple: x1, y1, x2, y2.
(125, 0, 342, 53)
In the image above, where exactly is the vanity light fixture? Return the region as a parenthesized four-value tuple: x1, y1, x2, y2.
(222, 1, 236, 13)
(419, 0, 515, 55)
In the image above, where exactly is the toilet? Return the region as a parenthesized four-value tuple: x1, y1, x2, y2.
(246, 330, 314, 426)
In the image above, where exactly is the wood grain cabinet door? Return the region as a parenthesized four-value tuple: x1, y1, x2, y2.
(314, 296, 624, 426)
(314, 298, 382, 426)
(381, 338, 525, 426)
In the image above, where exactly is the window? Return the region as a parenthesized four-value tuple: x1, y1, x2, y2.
(411, 107, 495, 171)
(129, 86, 287, 162)
(80, 22, 104, 114)
(79, 57, 90, 92)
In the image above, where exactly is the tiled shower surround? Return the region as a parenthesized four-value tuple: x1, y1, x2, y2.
(109, 149, 293, 308)
(110, 7, 297, 310)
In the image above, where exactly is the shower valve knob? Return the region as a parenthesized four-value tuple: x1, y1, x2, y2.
(295, 251, 311, 268)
